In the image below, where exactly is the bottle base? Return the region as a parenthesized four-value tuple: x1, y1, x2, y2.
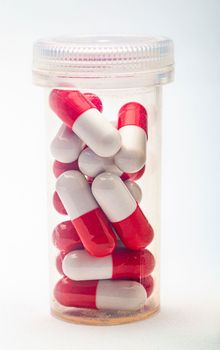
(51, 300, 160, 325)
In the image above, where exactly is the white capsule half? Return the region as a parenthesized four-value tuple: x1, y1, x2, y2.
(125, 180, 142, 203)
(78, 147, 122, 178)
(92, 172, 137, 222)
(56, 170, 98, 220)
(114, 125, 147, 173)
(96, 280, 147, 311)
(50, 124, 84, 163)
(63, 250, 113, 281)
(73, 109, 121, 158)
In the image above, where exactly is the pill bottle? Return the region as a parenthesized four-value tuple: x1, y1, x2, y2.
(32, 36, 174, 325)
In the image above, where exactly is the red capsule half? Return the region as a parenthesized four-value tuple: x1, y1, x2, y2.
(140, 275, 154, 297)
(53, 191, 67, 215)
(52, 220, 83, 252)
(55, 277, 97, 309)
(56, 252, 65, 275)
(84, 92, 103, 113)
(49, 90, 95, 128)
(121, 165, 146, 181)
(112, 249, 155, 280)
(118, 102, 148, 135)
(53, 160, 79, 178)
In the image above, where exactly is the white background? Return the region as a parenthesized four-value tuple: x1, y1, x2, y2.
(0, 0, 220, 349)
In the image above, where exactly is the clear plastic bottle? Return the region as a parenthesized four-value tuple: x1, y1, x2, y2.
(32, 36, 174, 325)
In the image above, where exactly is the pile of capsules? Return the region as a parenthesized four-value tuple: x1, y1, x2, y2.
(50, 89, 155, 312)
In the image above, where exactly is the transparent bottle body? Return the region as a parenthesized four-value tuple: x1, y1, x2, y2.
(45, 82, 162, 325)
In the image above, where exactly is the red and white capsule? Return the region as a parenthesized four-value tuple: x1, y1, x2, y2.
(114, 102, 148, 173)
(54, 277, 147, 311)
(62, 248, 155, 281)
(56, 170, 116, 257)
(92, 172, 154, 250)
(49, 90, 121, 157)
(50, 92, 103, 163)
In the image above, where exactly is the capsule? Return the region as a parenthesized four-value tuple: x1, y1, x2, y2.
(124, 180, 142, 203)
(92, 172, 154, 250)
(54, 277, 147, 311)
(52, 220, 82, 252)
(49, 89, 121, 157)
(114, 102, 147, 172)
(56, 170, 116, 257)
(62, 248, 155, 281)
(78, 147, 145, 182)
(53, 160, 79, 178)
(51, 91, 103, 164)
(53, 191, 67, 215)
